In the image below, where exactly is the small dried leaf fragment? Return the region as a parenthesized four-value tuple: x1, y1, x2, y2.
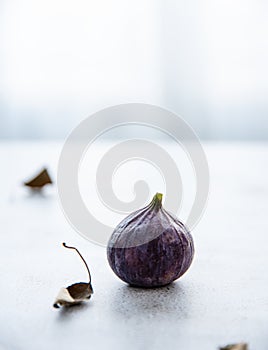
(53, 243, 93, 309)
(219, 343, 248, 350)
(24, 168, 53, 190)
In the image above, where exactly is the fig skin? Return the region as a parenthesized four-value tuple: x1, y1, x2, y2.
(107, 193, 194, 287)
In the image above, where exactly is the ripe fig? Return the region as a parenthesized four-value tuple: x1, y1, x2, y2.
(107, 193, 194, 287)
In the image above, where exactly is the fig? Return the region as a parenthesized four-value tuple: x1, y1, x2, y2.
(107, 193, 194, 287)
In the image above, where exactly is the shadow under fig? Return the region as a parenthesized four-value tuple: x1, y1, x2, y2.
(109, 281, 191, 320)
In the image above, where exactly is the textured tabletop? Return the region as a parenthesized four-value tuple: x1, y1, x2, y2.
(0, 141, 267, 350)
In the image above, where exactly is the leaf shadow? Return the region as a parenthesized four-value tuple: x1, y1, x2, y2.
(56, 302, 91, 321)
(24, 189, 55, 199)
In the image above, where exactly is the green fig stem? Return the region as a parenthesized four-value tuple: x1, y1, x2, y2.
(62, 243, 91, 283)
(150, 192, 163, 210)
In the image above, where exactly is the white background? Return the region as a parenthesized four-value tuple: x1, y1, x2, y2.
(1, 0, 268, 140)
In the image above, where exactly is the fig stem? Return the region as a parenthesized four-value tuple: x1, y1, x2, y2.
(155, 193, 163, 202)
(62, 243, 91, 283)
(150, 192, 163, 209)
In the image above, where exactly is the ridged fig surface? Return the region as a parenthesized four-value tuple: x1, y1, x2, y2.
(107, 193, 194, 287)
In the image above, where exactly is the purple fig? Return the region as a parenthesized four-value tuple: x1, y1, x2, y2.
(107, 193, 194, 287)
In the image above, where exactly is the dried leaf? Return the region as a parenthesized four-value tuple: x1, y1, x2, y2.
(219, 343, 248, 350)
(24, 168, 53, 190)
(53, 243, 93, 309)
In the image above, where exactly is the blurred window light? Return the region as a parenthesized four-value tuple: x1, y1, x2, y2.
(0, 0, 267, 139)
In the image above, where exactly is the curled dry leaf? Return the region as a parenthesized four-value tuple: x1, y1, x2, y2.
(24, 168, 53, 190)
(53, 243, 93, 309)
(219, 343, 248, 350)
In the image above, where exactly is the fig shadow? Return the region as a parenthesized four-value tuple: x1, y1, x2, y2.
(109, 281, 192, 320)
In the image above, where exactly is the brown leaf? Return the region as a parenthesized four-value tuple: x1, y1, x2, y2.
(67, 282, 93, 300)
(53, 243, 93, 309)
(219, 343, 248, 350)
(24, 168, 53, 189)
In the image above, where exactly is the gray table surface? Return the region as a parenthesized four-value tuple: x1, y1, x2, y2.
(0, 141, 267, 350)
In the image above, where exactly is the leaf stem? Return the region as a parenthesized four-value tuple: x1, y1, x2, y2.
(62, 243, 91, 283)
